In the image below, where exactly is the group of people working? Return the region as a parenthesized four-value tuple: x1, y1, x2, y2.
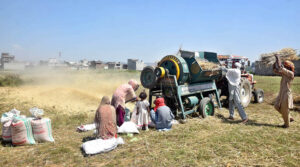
(94, 79, 174, 140)
(94, 57, 296, 140)
(226, 57, 295, 128)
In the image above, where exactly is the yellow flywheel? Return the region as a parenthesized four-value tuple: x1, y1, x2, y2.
(158, 56, 181, 80)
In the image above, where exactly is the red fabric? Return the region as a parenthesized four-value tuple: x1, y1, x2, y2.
(116, 105, 125, 126)
(154, 98, 166, 112)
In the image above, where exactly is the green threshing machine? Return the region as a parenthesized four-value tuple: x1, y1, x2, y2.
(140, 50, 224, 119)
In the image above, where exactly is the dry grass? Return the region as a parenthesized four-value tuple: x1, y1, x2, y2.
(0, 70, 299, 167)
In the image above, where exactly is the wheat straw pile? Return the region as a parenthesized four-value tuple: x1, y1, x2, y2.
(198, 60, 220, 70)
(260, 48, 299, 66)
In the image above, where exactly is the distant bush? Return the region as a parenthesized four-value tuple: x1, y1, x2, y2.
(0, 74, 23, 86)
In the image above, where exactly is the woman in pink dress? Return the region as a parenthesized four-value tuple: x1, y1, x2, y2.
(94, 96, 117, 139)
(111, 79, 139, 126)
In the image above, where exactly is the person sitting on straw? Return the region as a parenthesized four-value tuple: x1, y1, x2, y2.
(150, 97, 174, 131)
(94, 96, 117, 140)
(273, 55, 295, 128)
(225, 62, 249, 123)
(111, 79, 139, 126)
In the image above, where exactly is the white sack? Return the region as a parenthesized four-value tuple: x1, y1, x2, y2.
(31, 118, 54, 142)
(77, 123, 96, 132)
(82, 137, 124, 155)
(11, 117, 36, 145)
(117, 121, 139, 134)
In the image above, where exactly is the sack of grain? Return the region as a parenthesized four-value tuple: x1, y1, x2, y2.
(31, 118, 54, 142)
(11, 117, 36, 145)
(2, 120, 12, 142)
(82, 137, 124, 155)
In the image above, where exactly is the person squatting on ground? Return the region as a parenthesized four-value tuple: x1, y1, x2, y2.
(133, 91, 150, 130)
(273, 55, 295, 128)
(94, 96, 117, 140)
(111, 79, 139, 126)
(225, 62, 249, 123)
(150, 97, 175, 131)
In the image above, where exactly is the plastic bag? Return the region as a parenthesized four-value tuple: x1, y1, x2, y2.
(1, 108, 21, 123)
(82, 137, 124, 155)
(29, 107, 44, 119)
(117, 121, 139, 134)
(77, 123, 96, 132)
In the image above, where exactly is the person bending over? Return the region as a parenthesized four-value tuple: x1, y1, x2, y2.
(111, 79, 139, 126)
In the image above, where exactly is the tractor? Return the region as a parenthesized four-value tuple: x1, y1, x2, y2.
(217, 55, 264, 107)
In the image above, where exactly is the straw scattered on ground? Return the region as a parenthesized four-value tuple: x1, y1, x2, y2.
(0, 70, 299, 167)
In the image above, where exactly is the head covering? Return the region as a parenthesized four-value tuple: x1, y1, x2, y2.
(234, 62, 241, 69)
(283, 60, 295, 73)
(128, 79, 139, 91)
(154, 97, 166, 112)
(226, 69, 241, 86)
(100, 96, 111, 106)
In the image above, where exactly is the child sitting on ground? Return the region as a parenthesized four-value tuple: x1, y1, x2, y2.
(133, 91, 150, 130)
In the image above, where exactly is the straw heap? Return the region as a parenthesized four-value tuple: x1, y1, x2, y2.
(260, 48, 299, 66)
(198, 60, 220, 70)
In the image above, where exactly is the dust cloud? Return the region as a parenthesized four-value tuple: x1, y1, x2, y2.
(5, 68, 140, 115)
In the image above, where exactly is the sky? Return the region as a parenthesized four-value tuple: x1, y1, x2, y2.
(0, 0, 299, 63)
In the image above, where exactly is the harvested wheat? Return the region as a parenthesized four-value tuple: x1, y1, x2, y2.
(197, 60, 220, 70)
(260, 48, 299, 66)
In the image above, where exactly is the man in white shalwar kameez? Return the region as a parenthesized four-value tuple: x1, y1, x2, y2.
(225, 62, 248, 123)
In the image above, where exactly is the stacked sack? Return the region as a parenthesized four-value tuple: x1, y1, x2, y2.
(1, 109, 22, 142)
(11, 116, 36, 145)
(1, 107, 54, 146)
(29, 107, 55, 143)
(1, 109, 36, 145)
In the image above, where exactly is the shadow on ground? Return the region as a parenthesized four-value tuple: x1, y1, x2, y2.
(215, 113, 281, 128)
(0, 136, 14, 147)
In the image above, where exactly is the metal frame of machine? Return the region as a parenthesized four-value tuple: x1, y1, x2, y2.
(148, 75, 222, 119)
(141, 50, 223, 119)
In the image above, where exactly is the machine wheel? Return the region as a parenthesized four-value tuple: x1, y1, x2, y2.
(140, 66, 157, 89)
(199, 97, 215, 118)
(240, 78, 252, 108)
(253, 88, 264, 103)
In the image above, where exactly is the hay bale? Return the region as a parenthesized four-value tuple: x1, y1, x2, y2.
(260, 48, 299, 66)
(197, 60, 220, 70)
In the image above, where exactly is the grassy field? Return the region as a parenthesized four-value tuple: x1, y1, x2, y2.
(0, 71, 299, 167)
